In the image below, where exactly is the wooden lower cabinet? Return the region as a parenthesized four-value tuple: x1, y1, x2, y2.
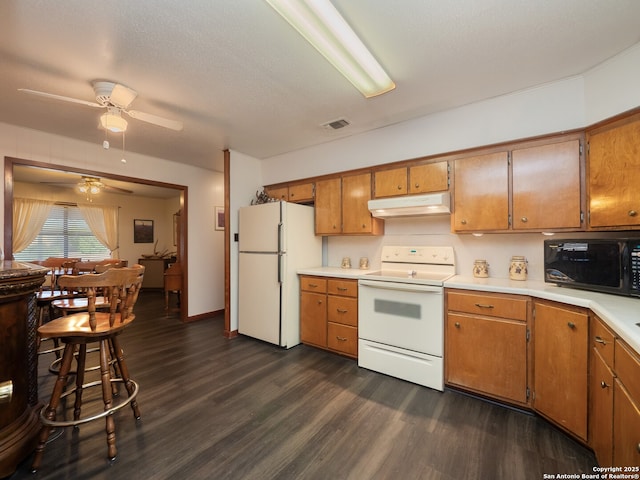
(299, 276, 358, 359)
(613, 339, 640, 467)
(589, 315, 616, 466)
(533, 300, 588, 442)
(446, 290, 530, 406)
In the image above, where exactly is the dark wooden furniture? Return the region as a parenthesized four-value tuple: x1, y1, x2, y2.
(31, 265, 145, 472)
(0, 261, 48, 478)
(164, 262, 182, 314)
(138, 258, 171, 289)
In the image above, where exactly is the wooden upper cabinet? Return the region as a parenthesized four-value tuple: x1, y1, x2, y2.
(409, 162, 448, 194)
(588, 115, 640, 229)
(264, 186, 288, 201)
(342, 173, 383, 235)
(374, 161, 449, 198)
(374, 167, 407, 198)
(453, 151, 509, 232)
(512, 139, 582, 230)
(315, 178, 342, 235)
(287, 183, 314, 203)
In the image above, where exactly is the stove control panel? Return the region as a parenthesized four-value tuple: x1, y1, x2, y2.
(380, 246, 455, 266)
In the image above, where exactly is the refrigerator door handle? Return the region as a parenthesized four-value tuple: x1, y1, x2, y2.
(277, 252, 283, 284)
(277, 221, 283, 254)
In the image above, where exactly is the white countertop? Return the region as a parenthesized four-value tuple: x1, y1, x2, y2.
(298, 267, 640, 355)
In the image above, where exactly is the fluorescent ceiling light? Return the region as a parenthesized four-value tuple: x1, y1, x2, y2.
(265, 0, 395, 98)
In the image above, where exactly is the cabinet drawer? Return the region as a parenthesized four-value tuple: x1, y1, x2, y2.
(447, 290, 528, 321)
(615, 339, 640, 402)
(592, 316, 616, 368)
(327, 296, 357, 326)
(327, 322, 358, 357)
(300, 276, 327, 293)
(327, 279, 357, 297)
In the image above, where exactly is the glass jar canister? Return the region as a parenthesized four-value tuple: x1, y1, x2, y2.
(509, 256, 528, 281)
(473, 260, 489, 278)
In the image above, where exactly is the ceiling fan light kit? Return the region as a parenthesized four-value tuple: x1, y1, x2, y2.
(100, 109, 128, 133)
(264, 0, 395, 98)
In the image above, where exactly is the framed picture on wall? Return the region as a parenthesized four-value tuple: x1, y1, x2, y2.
(215, 206, 224, 231)
(134, 219, 154, 243)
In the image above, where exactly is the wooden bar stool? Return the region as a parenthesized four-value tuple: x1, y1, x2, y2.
(31, 265, 145, 472)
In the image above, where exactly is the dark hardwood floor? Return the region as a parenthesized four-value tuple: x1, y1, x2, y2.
(10, 290, 597, 479)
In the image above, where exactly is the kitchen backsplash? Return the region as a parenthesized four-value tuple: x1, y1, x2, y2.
(324, 216, 626, 281)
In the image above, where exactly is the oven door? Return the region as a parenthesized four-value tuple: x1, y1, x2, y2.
(358, 279, 443, 356)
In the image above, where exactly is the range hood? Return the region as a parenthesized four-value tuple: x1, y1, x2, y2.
(368, 192, 451, 218)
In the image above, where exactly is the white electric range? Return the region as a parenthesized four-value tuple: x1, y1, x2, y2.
(358, 245, 455, 391)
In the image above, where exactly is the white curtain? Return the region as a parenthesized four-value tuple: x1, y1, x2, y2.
(13, 198, 54, 253)
(78, 203, 120, 257)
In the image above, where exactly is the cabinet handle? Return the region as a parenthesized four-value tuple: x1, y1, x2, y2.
(637, 443, 640, 454)
(415, 183, 420, 188)
(362, 224, 366, 228)
(594, 336, 606, 345)
(568, 322, 576, 329)
(336, 336, 347, 342)
(337, 287, 348, 291)
(333, 224, 337, 229)
(461, 219, 467, 225)
(629, 210, 638, 217)
(397, 185, 402, 190)
(317, 300, 323, 305)
(474, 303, 494, 309)
(308, 283, 318, 288)
(521, 216, 528, 223)
(454, 322, 461, 328)
(336, 308, 348, 313)
(600, 381, 610, 389)
(290, 193, 294, 197)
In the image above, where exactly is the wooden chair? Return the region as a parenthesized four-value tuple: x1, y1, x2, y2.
(31, 265, 145, 472)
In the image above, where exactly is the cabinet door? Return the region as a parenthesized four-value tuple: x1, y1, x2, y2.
(288, 183, 314, 203)
(533, 301, 588, 441)
(315, 178, 342, 235)
(265, 186, 288, 201)
(446, 313, 528, 405)
(512, 139, 582, 230)
(300, 291, 327, 348)
(453, 152, 509, 232)
(590, 349, 614, 466)
(588, 116, 640, 228)
(613, 380, 640, 467)
(374, 167, 407, 198)
(342, 173, 381, 234)
(409, 162, 448, 194)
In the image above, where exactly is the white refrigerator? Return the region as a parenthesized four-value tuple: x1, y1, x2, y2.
(238, 201, 322, 348)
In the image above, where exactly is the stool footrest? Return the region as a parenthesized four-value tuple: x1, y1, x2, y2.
(40, 378, 139, 428)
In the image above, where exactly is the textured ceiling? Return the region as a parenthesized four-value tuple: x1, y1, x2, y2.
(1, 0, 640, 173)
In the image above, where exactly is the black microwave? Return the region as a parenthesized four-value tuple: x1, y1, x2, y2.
(544, 238, 640, 297)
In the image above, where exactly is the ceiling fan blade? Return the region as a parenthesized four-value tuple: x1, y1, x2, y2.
(18, 89, 103, 108)
(126, 109, 183, 131)
(102, 184, 133, 194)
(110, 84, 138, 109)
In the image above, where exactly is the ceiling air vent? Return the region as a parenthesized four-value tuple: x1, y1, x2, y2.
(322, 118, 350, 130)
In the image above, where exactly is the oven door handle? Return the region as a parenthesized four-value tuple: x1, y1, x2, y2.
(358, 279, 443, 294)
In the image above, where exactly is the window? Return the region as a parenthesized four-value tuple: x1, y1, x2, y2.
(14, 204, 110, 261)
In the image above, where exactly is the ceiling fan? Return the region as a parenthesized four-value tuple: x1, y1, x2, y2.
(19, 81, 183, 132)
(41, 176, 133, 196)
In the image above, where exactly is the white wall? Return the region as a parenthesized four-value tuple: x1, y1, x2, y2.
(257, 42, 640, 281)
(1, 123, 225, 318)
